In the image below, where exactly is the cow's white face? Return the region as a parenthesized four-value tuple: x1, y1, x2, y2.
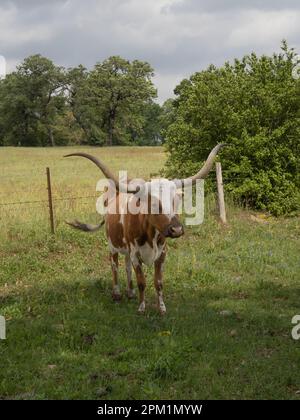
(142, 179, 180, 216)
(141, 179, 184, 238)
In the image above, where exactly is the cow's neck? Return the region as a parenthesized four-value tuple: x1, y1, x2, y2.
(132, 214, 165, 266)
(139, 214, 165, 248)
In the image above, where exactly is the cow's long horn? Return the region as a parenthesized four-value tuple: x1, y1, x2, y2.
(64, 153, 138, 193)
(173, 143, 226, 186)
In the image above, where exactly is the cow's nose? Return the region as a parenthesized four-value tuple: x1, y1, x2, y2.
(169, 225, 184, 238)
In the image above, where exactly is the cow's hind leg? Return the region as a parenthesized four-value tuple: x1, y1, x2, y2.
(110, 252, 121, 301)
(125, 254, 135, 299)
(154, 248, 167, 315)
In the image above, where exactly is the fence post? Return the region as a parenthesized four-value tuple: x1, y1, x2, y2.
(216, 162, 227, 224)
(46, 167, 55, 234)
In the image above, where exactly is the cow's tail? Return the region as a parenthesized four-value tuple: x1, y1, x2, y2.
(66, 219, 105, 232)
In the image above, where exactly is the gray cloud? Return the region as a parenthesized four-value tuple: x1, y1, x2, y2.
(1, 0, 300, 103)
(169, 0, 300, 13)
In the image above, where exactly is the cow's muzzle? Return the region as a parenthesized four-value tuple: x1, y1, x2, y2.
(164, 224, 184, 238)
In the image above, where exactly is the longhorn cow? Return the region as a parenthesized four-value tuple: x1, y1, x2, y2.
(65, 144, 224, 314)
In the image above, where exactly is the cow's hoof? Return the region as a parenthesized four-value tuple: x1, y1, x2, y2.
(138, 302, 146, 314)
(126, 289, 136, 299)
(158, 302, 166, 315)
(159, 308, 166, 316)
(112, 292, 122, 302)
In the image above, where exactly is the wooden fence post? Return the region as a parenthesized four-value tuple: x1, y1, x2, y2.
(216, 162, 227, 224)
(46, 167, 55, 234)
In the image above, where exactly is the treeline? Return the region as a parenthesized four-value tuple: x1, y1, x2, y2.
(0, 55, 170, 147)
(1, 42, 299, 215)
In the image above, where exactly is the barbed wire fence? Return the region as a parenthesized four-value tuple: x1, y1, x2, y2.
(0, 166, 102, 236)
(0, 163, 252, 236)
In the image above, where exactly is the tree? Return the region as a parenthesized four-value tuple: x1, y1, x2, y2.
(133, 101, 162, 145)
(159, 99, 176, 142)
(0, 55, 66, 146)
(164, 42, 300, 215)
(68, 56, 157, 145)
(66, 65, 93, 143)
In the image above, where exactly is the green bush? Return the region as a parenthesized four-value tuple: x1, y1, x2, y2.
(164, 41, 300, 216)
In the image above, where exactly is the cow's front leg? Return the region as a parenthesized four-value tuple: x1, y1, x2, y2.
(110, 252, 121, 301)
(132, 262, 146, 313)
(154, 248, 167, 315)
(125, 254, 135, 299)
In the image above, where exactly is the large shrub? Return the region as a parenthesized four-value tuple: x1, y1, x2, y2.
(164, 42, 300, 216)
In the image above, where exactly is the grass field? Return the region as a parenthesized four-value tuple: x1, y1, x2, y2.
(0, 146, 300, 400)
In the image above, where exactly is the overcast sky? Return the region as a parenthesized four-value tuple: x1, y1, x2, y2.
(0, 0, 299, 103)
